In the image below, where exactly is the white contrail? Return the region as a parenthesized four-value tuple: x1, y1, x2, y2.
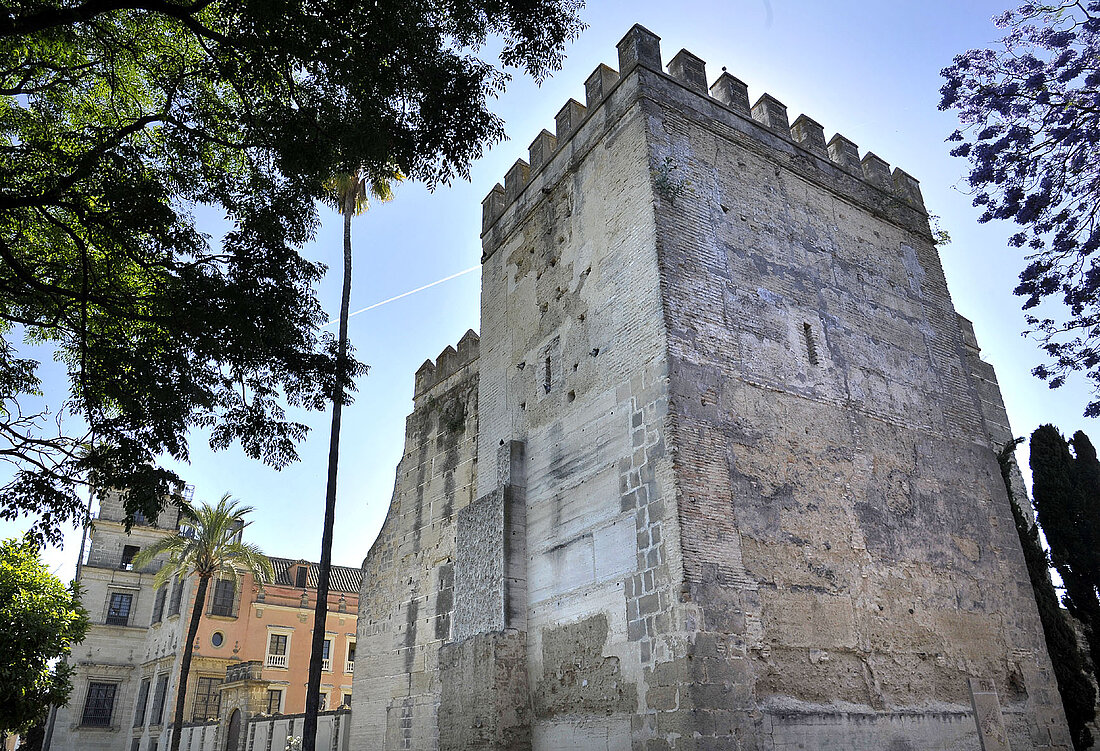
(324, 265, 479, 326)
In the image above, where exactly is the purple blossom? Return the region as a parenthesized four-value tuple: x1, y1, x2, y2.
(942, 0, 1100, 415)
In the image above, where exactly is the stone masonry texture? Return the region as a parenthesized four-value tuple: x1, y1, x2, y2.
(351, 24, 1074, 751)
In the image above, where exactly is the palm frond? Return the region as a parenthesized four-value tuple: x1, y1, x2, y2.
(322, 167, 403, 217)
(130, 493, 271, 592)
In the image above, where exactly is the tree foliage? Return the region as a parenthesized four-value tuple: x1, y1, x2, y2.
(133, 495, 271, 751)
(0, 536, 89, 734)
(0, 0, 585, 543)
(999, 438, 1095, 750)
(941, 2, 1100, 415)
(1030, 424, 1100, 695)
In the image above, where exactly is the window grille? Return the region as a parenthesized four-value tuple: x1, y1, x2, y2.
(266, 634, 288, 667)
(152, 587, 166, 624)
(192, 677, 221, 721)
(265, 689, 282, 715)
(168, 576, 184, 616)
(106, 592, 133, 626)
(81, 682, 117, 726)
(151, 675, 169, 724)
(210, 579, 235, 617)
(134, 677, 151, 726)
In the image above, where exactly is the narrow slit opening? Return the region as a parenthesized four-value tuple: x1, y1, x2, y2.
(803, 322, 819, 366)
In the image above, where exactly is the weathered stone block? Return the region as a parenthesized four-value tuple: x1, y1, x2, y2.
(667, 49, 707, 94)
(750, 93, 789, 133)
(790, 113, 827, 156)
(554, 98, 587, 141)
(585, 63, 621, 108)
(616, 24, 662, 73)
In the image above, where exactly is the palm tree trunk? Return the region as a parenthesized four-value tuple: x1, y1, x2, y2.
(303, 200, 353, 751)
(169, 575, 209, 751)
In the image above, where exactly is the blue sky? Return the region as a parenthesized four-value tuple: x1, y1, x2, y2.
(4, 0, 1092, 579)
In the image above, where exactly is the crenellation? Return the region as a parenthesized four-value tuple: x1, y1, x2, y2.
(457, 329, 480, 363)
(750, 93, 790, 133)
(482, 30, 928, 239)
(584, 63, 620, 108)
(504, 160, 530, 205)
(414, 360, 436, 399)
(481, 183, 504, 233)
(892, 167, 925, 208)
(616, 23, 662, 74)
(435, 345, 459, 383)
(709, 71, 750, 114)
(666, 49, 707, 94)
(527, 130, 557, 172)
(790, 113, 828, 157)
(827, 132, 862, 173)
(860, 151, 892, 191)
(412, 331, 481, 397)
(554, 98, 587, 142)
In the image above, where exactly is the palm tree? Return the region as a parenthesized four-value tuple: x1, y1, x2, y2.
(302, 168, 400, 751)
(133, 494, 272, 751)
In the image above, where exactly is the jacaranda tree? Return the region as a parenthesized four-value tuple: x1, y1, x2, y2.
(941, 2, 1100, 416)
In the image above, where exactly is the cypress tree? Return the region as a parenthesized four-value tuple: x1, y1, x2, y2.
(1032, 425, 1100, 684)
(1002, 437, 1096, 749)
(1068, 431, 1100, 599)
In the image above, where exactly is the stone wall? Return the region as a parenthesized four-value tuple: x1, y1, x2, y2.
(634, 26, 1069, 750)
(349, 332, 480, 750)
(354, 23, 1074, 751)
(474, 32, 676, 747)
(239, 710, 350, 751)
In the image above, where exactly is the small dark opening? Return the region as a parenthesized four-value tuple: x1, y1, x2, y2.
(120, 545, 139, 570)
(802, 322, 819, 366)
(544, 355, 552, 393)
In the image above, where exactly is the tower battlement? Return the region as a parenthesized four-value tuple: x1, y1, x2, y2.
(413, 328, 479, 397)
(482, 24, 924, 237)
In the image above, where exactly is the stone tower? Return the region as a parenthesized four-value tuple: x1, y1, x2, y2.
(351, 25, 1073, 750)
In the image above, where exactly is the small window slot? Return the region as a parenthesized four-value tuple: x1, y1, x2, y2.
(803, 322, 819, 366)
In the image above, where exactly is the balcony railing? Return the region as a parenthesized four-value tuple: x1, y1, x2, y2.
(321, 658, 331, 672)
(266, 653, 287, 668)
(345, 661, 354, 674)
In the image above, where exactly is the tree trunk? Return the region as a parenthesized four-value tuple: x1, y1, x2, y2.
(169, 574, 209, 751)
(303, 198, 353, 751)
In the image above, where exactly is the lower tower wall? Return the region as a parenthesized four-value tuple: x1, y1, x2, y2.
(642, 62, 1069, 749)
(349, 335, 479, 751)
